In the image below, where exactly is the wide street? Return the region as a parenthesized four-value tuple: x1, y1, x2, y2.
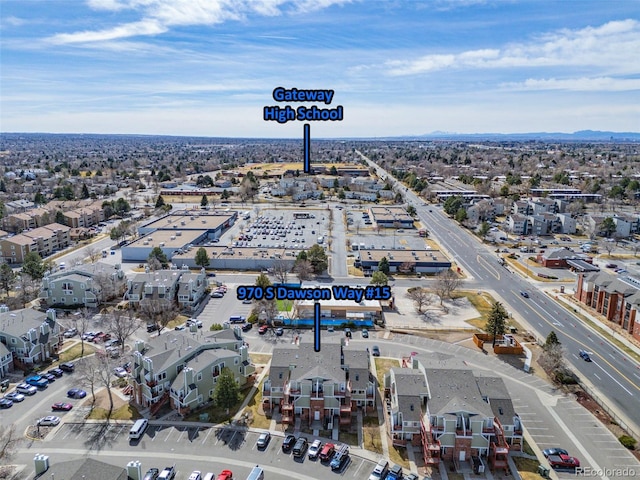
(358, 151, 640, 439)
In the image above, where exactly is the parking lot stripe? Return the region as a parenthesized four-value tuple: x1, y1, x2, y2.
(202, 427, 213, 444)
(164, 427, 175, 442)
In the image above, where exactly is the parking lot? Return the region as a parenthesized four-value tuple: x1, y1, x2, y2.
(45, 422, 376, 479)
(219, 209, 330, 251)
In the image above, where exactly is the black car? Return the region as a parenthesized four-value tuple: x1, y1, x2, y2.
(39, 372, 56, 382)
(59, 362, 75, 373)
(146, 323, 158, 333)
(579, 350, 592, 362)
(47, 368, 64, 377)
(543, 448, 569, 458)
(143, 468, 159, 480)
(282, 434, 296, 452)
(372, 345, 381, 357)
(241, 323, 253, 332)
(0, 398, 13, 409)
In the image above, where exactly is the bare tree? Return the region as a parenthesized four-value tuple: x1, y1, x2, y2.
(76, 356, 101, 407)
(15, 273, 39, 308)
(92, 270, 123, 305)
(94, 351, 117, 419)
(251, 298, 279, 325)
(538, 343, 565, 373)
(434, 269, 462, 305)
(107, 308, 140, 353)
(272, 259, 293, 284)
(147, 256, 162, 271)
(0, 424, 18, 479)
(406, 287, 433, 313)
(293, 259, 314, 281)
(73, 308, 93, 358)
(85, 244, 101, 264)
(603, 241, 615, 257)
(139, 298, 177, 334)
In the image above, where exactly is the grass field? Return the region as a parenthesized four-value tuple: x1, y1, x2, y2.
(87, 404, 141, 421)
(374, 358, 400, 387)
(59, 343, 96, 363)
(241, 381, 271, 430)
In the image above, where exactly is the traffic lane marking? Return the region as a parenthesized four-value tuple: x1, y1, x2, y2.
(592, 360, 633, 395)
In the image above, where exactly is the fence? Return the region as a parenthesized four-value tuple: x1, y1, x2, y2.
(579, 381, 639, 442)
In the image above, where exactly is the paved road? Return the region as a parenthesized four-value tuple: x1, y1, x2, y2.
(357, 150, 640, 439)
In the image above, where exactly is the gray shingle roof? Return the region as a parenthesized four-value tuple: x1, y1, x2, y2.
(0, 308, 50, 338)
(35, 457, 127, 480)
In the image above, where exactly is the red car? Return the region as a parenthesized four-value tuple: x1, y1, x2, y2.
(51, 402, 73, 411)
(548, 454, 580, 469)
(258, 325, 269, 334)
(216, 470, 233, 480)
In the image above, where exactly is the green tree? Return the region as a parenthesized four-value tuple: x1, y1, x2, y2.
(155, 195, 166, 208)
(378, 257, 390, 275)
(306, 244, 328, 274)
(55, 210, 66, 224)
(486, 302, 508, 347)
(443, 195, 463, 216)
(81, 183, 90, 199)
(601, 217, 616, 237)
(478, 221, 491, 239)
(147, 247, 169, 269)
(213, 367, 240, 414)
(33, 191, 47, 205)
(499, 185, 510, 197)
(194, 247, 210, 268)
(454, 208, 467, 223)
(221, 189, 230, 200)
(370, 271, 389, 286)
(200, 194, 209, 207)
(0, 263, 16, 297)
(337, 189, 346, 200)
(406, 205, 416, 217)
(544, 331, 561, 350)
(22, 252, 46, 280)
(329, 165, 338, 176)
(255, 273, 272, 288)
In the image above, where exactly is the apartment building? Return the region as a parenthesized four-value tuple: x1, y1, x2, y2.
(575, 272, 640, 341)
(129, 326, 253, 415)
(176, 270, 209, 312)
(0, 234, 36, 264)
(262, 337, 374, 429)
(0, 306, 62, 367)
(22, 223, 71, 257)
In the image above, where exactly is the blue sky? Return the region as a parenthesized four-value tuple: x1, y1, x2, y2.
(1, 0, 638, 137)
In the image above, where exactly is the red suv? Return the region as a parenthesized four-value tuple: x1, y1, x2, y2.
(258, 325, 269, 334)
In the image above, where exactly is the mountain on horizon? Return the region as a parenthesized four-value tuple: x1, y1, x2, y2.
(410, 130, 640, 141)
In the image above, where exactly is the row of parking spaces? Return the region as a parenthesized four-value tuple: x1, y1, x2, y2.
(54, 423, 371, 476)
(348, 233, 427, 251)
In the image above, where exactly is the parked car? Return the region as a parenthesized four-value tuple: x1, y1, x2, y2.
(258, 325, 269, 334)
(38, 372, 56, 382)
(547, 454, 580, 469)
(216, 470, 233, 480)
(38, 416, 61, 426)
(114, 367, 128, 378)
(371, 345, 380, 357)
(146, 323, 159, 333)
(308, 439, 322, 459)
(67, 388, 87, 399)
(47, 368, 64, 378)
(187, 472, 202, 480)
(256, 431, 271, 449)
(4, 392, 25, 402)
(403, 474, 419, 480)
(293, 436, 308, 458)
(275, 327, 284, 336)
(211, 292, 224, 298)
(361, 329, 369, 338)
(0, 398, 13, 409)
(157, 466, 176, 480)
(579, 349, 592, 362)
(16, 383, 37, 395)
(319, 443, 335, 462)
(25, 375, 48, 389)
(241, 323, 253, 332)
(63, 328, 78, 338)
(59, 362, 75, 373)
(543, 448, 569, 458)
(282, 434, 296, 452)
(52, 402, 73, 411)
(142, 468, 159, 480)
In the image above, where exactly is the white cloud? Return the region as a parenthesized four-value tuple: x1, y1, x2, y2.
(48, 0, 355, 44)
(385, 19, 640, 77)
(50, 20, 167, 44)
(502, 77, 640, 92)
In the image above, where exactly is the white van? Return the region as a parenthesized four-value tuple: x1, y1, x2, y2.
(246, 466, 264, 480)
(129, 419, 148, 440)
(202, 474, 215, 480)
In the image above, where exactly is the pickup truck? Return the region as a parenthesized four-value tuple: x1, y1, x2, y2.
(25, 375, 49, 389)
(547, 454, 580, 469)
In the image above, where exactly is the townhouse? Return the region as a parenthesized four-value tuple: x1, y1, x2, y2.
(176, 270, 209, 312)
(0, 342, 12, 378)
(21, 223, 71, 257)
(0, 306, 62, 368)
(575, 272, 640, 341)
(0, 234, 36, 264)
(129, 326, 254, 415)
(124, 268, 208, 312)
(262, 337, 374, 430)
(41, 263, 127, 309)
(384, 355, 521, 472)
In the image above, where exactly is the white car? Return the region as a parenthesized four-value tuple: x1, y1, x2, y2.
(38, 416, 61, 426)
(16, 383, 37, 395)
(308, 439, 322, 459)
(113, 367, 128, 378)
